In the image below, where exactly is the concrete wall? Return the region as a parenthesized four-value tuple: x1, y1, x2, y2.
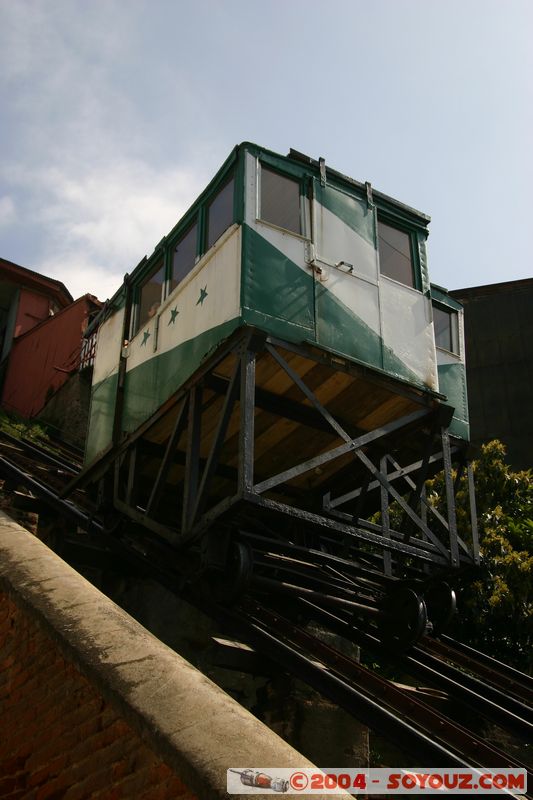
(0, 511, 336, 800)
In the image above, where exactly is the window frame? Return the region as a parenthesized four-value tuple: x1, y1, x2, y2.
(129, 160, 240, 341)
(133, 257, 166, 335)
(204, 172, 236, 253)
(257, 162, 311, 240)
(432, 301, 460, 356)
(376, 214, 421, 292)
(170, 217, 200, 294)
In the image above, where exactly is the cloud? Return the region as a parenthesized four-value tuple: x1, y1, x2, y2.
(0, 0, 213, 302)
(11, 157, 209, 301)
(0, 196, 16, 228)
(0, 0, 130, 84)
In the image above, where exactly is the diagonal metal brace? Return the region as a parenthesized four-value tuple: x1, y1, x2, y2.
(354, 448, 451, 558)
(191, 358, 241, 524)
(253, 408, 432, 496)
(265, 343, 352, 443)
(145, 397, 188, 516)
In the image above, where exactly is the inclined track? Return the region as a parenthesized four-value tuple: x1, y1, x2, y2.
(421, 635, 533, 706)
(0, 431, 531, 794)
(237, 600, 533, 788)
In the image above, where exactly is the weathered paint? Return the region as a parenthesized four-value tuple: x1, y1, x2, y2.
(1, 295, 101, 419)
(85, 228, 242, 464)
(241, 225, 314, 339)
(84, 372, 119, 465)
(85, 143, 469, 467)
(316, 184, 377, 274)
(431, 285, 469, 440)
(437, 362, 469, 440)
(14, 290, 52, 338)
(243, 149, 437, 391)
(381, 278, 437, 389)
(84, 306, 125, 464)
(123, 226, 241, 430)
(122, 318, 241, 433)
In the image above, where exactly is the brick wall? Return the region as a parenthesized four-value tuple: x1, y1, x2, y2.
(0, 591, 193, 799)
(0, 511, 337, 800)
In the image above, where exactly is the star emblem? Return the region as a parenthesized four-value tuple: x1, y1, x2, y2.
(141, 330, 151, 347)
(196, 285, 208, 306)
(168, 306, 179, 325)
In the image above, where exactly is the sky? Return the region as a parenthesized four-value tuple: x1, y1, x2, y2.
(0, 0, 532, 302)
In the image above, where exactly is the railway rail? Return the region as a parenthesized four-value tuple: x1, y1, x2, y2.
(0, 430, 531, 796)
(229, 601, 533, 785)
(421, 635, 533, 707)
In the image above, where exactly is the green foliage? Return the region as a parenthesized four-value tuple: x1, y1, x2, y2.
(429, 441, 533, 672)
(0, 409, 50, 443)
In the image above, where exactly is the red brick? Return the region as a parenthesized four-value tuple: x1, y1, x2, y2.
(0, 776, 25, 794)
(35, 780, 68, 800)
(3, 654, 65, 702)
(66, 726, 132, 774)
(26, 753, 68, 789)
(111, 756, 131, 782)
(0, 754, 27, 776)
(98, 763, 153, 798)
(0, 588, 202, 800)
(63, 729, 138, 787)
(62, 739, 144, 800)
(0, 790, 29, 800)
(91, 788, 123, 800)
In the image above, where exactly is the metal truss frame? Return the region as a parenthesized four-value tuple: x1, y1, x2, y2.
(97, 328, 479, 578)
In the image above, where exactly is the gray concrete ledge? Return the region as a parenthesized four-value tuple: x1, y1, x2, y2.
(0, 511, 348, 799)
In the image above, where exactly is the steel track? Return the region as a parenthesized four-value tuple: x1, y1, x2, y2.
(240, 601, 532, 788)
(0, 431, 531, 795)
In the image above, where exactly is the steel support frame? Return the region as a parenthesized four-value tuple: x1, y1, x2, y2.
(106, 329, 478, 575)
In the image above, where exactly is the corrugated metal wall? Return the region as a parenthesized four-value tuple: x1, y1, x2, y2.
(1, 297, 96, 419)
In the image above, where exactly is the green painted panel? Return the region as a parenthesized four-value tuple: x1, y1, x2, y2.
(241, 225, 315, 334)
(242, 224, 425, 389)
(382, 344, 428, 388)
(317, 183, 375, 247)
(85, 372, 118, 465)
(316, 283, 422, 387)
(448, 414, 469, 441)
(315, 282, 383, 369)
(122, 318, 240, 433)
(431, 284, 464, 312)
(243, 308, 315, 344)
(438, 361, 470, 441)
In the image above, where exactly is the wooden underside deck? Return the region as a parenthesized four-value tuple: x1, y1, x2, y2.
(130, 333, 441, 522)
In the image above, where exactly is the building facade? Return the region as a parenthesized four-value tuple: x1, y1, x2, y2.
(451, 278, 533, 470)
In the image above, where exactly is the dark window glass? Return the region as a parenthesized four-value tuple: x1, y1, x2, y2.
(206, 175, 234, 250)
(138, 261, 164, 331)
(433, 305, 459, 353)
(378, 220, 415, 288)
(171, 222, 197, 291)
(260, 166, 301, 234)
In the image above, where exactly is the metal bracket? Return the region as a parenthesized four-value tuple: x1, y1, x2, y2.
(304, 241, 316, 264)
(319, 157, 326, 187)
(336, 261, 354, 273)
(365, 181, 374, 209)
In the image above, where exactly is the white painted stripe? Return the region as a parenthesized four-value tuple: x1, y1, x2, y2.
(92, 307, 125, 384)
(381, 278, 437, 389)
(125, 226, 241, 373)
